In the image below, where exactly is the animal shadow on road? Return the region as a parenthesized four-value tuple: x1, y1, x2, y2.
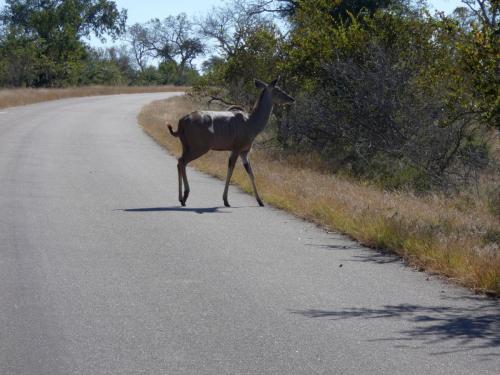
(121, 206, 227, 214)
(291, 296, 500, 357)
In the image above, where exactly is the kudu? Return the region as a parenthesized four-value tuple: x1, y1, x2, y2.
(168, 78, 295, 207)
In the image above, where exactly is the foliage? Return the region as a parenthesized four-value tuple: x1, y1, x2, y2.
(125, 23, 150, 71)
(0, 2, 201, 87)
(198, 0, 496, 190)
(278, 2, 493, 188)
(81, 46, 130, 85)
(197, 0, 275, 57)
(0, 0, 127, 40)
(221, 25, 283, 104)
(0, 0, 127, 86)
(453, 0, 499, 128)
(137, 14, 204, 74)
(195, 1, 283, 105)
(0, 30, 40, 86)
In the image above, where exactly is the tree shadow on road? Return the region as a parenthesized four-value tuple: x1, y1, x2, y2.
(291, 297, 500, 356)
(307, 243, 401, 264)
(120, 206, 227, 214)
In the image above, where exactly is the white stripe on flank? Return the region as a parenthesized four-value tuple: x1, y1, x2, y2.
(207, 115, 215, 134)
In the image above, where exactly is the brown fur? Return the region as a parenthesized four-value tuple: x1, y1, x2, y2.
(171, 79, 294, 207)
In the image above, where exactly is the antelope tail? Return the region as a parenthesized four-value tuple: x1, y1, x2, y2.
(167, 124, 179, 137)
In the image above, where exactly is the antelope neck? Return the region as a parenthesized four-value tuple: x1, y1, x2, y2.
(248, 90, 273, 136)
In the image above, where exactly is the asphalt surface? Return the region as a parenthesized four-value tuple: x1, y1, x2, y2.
(0, 93, 498, 375)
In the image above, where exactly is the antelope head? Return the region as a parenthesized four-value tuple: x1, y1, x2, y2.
(254, 78, 295, 105)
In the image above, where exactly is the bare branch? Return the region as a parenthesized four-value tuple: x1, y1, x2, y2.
(208, 95, 237, 106)
(197, 0, 275, 57)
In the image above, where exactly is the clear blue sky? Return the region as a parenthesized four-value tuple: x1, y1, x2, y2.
(0, 1, 467, 25)
(115, 0, 465, 24)
(114, 0, 221, 24)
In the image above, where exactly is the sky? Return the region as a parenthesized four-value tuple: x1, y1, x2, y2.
(0, 1, 468, 24)
(114, 0, 466, 24)
(104, 0, 466, 68)
(114, 0, 222, 24)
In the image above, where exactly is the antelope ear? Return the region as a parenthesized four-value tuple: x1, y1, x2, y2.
(254, 79, 267, 89)
(270, 77, 279, 87)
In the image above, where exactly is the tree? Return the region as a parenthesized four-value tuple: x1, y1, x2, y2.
(143, 14, 204, 75)
(81, 47, 127, 85)
(0, 29, 40, 86)
(0, 0, 127, 86)
(0, 0, 127, 40)
(224, 24, 283, 103)
(461, 0, 498, 28)
(195, 0, 283, 105)
(275, 0, 492, 188)
(106, 45, 136, 82)
(125, 23, 151, 72)
(454, 0, 499, 128)
(197, 0, 274, 57)
(191, 0, 495, 189)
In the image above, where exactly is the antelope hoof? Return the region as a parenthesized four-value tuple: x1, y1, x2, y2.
(181, 200, 186, 207)
(257, 199, 264, 207)
(182, 191, 189, 204)
(224, 199, 230, 207)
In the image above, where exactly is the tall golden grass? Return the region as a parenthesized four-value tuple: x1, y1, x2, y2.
(0, 85, 186, 109)
(138, 95, 500, 296)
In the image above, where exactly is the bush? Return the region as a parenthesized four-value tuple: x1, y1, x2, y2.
(276, 5, 492, 190)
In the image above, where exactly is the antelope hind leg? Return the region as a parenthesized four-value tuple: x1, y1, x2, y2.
(177, 161, 184, 206)
(223, 151, 239, 207)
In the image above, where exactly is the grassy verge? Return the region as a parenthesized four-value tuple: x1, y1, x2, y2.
(138, 95, 500, 296)
(0, 85, 186, 109)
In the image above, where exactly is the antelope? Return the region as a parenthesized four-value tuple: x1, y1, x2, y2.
(167, 78, 295, 207)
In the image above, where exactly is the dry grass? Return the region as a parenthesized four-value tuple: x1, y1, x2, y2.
(138, 95, 500, 296)
(0, 85, 186, 109)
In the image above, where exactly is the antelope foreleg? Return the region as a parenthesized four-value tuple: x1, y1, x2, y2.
(241, 152, 264, 207)
(180, 162, 190, 205)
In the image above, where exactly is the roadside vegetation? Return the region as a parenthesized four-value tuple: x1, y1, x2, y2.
(0, 1, 201, 88)
(0, 1, 198, 106)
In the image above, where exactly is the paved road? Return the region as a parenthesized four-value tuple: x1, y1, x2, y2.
(0, 93, 498, 375)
